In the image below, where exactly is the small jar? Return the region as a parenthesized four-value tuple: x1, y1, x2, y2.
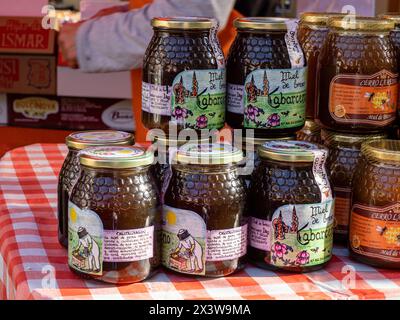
(248, 141, 334, 272)
(317, 17, 398, 133)
(68, 146, 160, 283)
(226, 17, 307, 138)
(298, 12, 344, 119)
(162, 143, 247, 277)
(58, 131, 134, 248)
(142, 17, 226, 132)
(350, 140, 400, 269)
(322, 130, 387, 243)
(296, 120, 322, 144)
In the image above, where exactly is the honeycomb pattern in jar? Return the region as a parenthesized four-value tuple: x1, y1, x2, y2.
(298, 26, 329, 61)
(326, 147, 361, 187)
(165, 166, 246, 277)
(69, 168, 160, 283)
(390, 30, 400, 55)
(296, 130, 322, 144)
(59, 150, 81, 194)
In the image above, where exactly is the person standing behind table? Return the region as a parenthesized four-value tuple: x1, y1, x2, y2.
(58, 0, 240, 143)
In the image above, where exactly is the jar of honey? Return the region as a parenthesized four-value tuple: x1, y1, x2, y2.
(226, 17, 307, 138)
(142, 17, 225, 132)
(247, 141, 334, 272)
(380, 13, 400, 58)
(58, 131, 134, 248)
(350, 140, 400, 269)
(162, 143, 247, 277)
(298, 12, 344, 119)
(296, 120, 322, 144)
(322, 130, 387, 243)
(68, 146, 160, 283)
(317, 17, 398, 133)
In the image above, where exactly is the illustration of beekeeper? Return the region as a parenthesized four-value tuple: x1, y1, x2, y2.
(74, 227, 101, 272)
(172, 229, 204, 273)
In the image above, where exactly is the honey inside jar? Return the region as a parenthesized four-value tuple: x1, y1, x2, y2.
(247, 141, 334, 273)
(162, 143, 247, 277)
(317, 17, 398, 133)
(58, 131, 134, 248)
(68, 146, 160, 284)
(350, 139, 400, 269)
(296, 120, 322, 144)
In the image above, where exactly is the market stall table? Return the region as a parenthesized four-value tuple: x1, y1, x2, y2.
(1, 144, 400, 300)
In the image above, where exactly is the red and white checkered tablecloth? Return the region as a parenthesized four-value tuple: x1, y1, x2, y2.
(1, 143, 400, 300)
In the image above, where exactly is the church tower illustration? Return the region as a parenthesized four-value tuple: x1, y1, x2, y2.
(289, 206, 299, 234)
(273, 212, 289, 240)
(191, 72, 198, 97)
(262, 70, 269, 96)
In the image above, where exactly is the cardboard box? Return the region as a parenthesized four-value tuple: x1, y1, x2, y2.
(0, 94, 7, 124)
(0, 1, 49, 17)
(0, 54, 56, 95)
(57, 66, 132, 99)
(7, 94, 135, 132)
(0, 16, 56, 54)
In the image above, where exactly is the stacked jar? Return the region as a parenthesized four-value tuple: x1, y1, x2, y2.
(314, 15, 399, 263)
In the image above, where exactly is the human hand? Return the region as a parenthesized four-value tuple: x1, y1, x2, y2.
(58, 21, 84, 69)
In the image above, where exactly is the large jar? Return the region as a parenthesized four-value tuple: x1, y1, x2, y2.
(58, 131, 134, 248)
(322, 130, 387, 243)
(142, 17, 226, 132)
(317, 17, 398, 133)
(68, 146, 160, 284)
(298, 12, 343, 119)
(296, 120, 322, 144)
(350, 140, 400, 269)
(247, 141, 334, 272)
(162, 143, 247, 277)
(226, 17, 307, 138)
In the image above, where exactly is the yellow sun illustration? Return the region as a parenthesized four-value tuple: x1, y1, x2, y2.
(166, 211, 177, 225)
(70, 207, 77, 223)
(117, 149, 133, 154)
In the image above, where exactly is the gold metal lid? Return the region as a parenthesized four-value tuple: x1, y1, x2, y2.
(66, 130, 134, 150)
(361, 139, 400, 163)
(328, 16, 394, 32)
(379, 13, 400, 25)
(234, 17, 290, 31)
(175, 143, 243, 165)
(322, 129, 387, 145)
(258, 140, 325, 162)
(151, 17, 213, 30)
(300, 12, 345, 26)
(79, 146, 154, 169)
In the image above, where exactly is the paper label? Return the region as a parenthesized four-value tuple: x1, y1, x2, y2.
(284, 19, 305, 68)
(227, 83, 244, 114)
(141, 82, 172, 116)
(249, 217, 271, 251)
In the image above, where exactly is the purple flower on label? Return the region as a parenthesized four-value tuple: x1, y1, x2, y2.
(273, 242, 288, 259)
(267, 113, 281, 127)
(172, 106, 189, 120)
(295, 250, 310, 266)
(196, 115, 208, 129)
(244, 104, 262, 123)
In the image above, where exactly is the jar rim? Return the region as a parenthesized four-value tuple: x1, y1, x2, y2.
(79, 146, 154, 169)
(379, 13, 400, 27)
(234, 17, 291, 31)
(328, 16, 394, 32)
(258, 140, 325, 162)
(300, 12, 345, 26)
(151, 17, 214, 30)
(322, 130, 388, 145)
(66, 130, 134, 150)
(361, 139, 400, 163)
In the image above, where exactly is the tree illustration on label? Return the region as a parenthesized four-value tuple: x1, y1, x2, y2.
(273, 212, 289, 240)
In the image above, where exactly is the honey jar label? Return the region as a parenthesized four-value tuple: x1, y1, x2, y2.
(241, 68, 307, 129)
(350, 203, 400, 262)
(249, 217, 272, 251)
(68, 202, 103, 276)
(284, 19, 305, 69)
(333, 187, 352, 235)
(142, 68, 226, 130)
(329, 70, 398, 126)
(269, 201, 334, 268)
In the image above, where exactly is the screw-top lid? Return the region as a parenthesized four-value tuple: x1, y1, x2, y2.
(151, 17, 213, 29)
(258, 140, 326, 162)
(361, 139, 400, 163)
(79, 146, 154, 169)
(66, 130, 134, 150)
(322, 129, 388, 146)
(379, 13, 400, 28)
(175, 143, 243, 165)
(234, 17, 291, 31)
(328, 16, 394, 32)
(300, 12, 345, 26)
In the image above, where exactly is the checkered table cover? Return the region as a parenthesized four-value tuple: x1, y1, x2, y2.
(1, 143, 400, 300)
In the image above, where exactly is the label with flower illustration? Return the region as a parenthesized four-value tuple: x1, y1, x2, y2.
(350, 203, 400, 262)
(329, 70, 398, 126)
(269, 201, 334, 268)
(241, 68, 307, 129)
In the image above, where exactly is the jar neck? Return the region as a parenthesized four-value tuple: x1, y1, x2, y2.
(153, 28, 211, 37)
(172, 163, 240, 174)
(260, 158, 314, 169)
(81, 165, 151, 176)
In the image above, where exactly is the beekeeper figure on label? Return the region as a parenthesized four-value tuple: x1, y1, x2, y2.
(173, 229, 204, 273)
(75, 227, 101, 272)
